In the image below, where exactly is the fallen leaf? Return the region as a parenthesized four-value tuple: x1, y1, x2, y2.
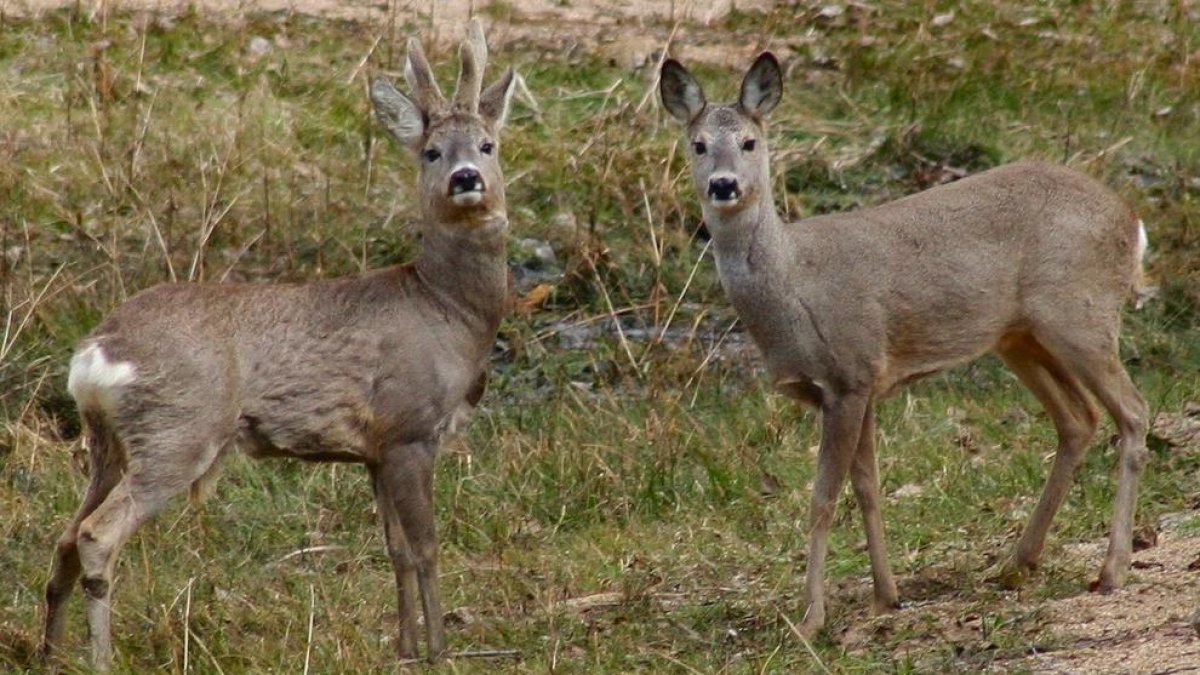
(512, 283, 553, 315)
(1132, 524, 1158, 552)
(759, 471, 783, 497)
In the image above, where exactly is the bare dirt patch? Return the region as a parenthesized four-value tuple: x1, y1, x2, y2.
(2, 0, 772, 56)
(838, 511, 1200, 674)
(1000, 527, 1200, 674)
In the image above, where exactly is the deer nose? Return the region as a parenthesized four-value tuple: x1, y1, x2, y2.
(708, 176, 740, 202)
(449, 167, 484, 195)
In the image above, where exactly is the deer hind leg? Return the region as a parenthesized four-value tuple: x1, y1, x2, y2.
(1033, 326, 1149, 592)
(798, 390, 871, 637)
(42, 423, 126, 659)
(376, 443, 446, 661)
(847, 403, 900, 614)
(75, 429, 227, 671)
(996, 335, 1100, 588)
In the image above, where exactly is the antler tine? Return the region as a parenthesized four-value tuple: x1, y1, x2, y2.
(404, 37, 446, 113)
(452, 18, 488, 112)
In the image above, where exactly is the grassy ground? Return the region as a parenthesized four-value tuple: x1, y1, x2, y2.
(2, 1, 1199, 672)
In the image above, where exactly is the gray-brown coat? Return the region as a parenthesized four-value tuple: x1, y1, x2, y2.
(42, 19, 517, 669)
(662, 52, 1149, 636)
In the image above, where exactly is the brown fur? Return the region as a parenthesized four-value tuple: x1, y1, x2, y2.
(42, 19, 517, 670)
(662, 52, 1149, 636)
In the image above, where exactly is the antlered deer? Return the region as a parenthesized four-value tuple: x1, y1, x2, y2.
(661, 52, 1149, 635)
(42, 19, 516, 669)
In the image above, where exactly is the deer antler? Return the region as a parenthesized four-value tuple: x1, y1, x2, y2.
(404, 37, 446, 113)
(453, 18, 488, 112)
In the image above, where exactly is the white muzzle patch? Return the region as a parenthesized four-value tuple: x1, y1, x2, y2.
(451, 191, 485, 206)
(707, 172, 741, 208)
(448, 162, 485, 206)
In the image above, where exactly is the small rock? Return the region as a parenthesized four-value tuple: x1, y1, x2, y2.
(444, 606, 477, 626)
(932, 12, 955, 27)
(511, 238, 561, 292)
(247, 36, 272, 57)
(550, 211, 578, 236)
(817, 5, 845, 20)
(517, 238, 557, 269)
(1191, 608, 1200, 637)
(599, 35, 658, 71)
(759, 471, 783, 497)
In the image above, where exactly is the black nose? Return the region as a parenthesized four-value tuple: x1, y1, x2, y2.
(449, 167, 484, 195)
(708, 176, 740, 201)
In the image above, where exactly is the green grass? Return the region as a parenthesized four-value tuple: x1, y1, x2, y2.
(2, 1, 1199, 672)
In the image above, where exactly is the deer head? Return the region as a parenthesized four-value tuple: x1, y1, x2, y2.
(371, 19, 517, 225)
(660, 53, 783, 216)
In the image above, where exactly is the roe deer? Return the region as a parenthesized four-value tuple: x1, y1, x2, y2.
(661, 53, 1149, 636)
(41, 19, 516, 669)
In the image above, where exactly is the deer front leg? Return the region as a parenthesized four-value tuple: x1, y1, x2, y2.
(847, 404, 900, 614)
(376, 444, 446, 662)
(371, 468, 420, 659)
(798, 391, 871, 637)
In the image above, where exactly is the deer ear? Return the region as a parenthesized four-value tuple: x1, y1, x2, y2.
(739, 52, 782, 116)
(480, 68, 517, 129)
(371, 77, 425, 150)
(660, 59, 706, 123)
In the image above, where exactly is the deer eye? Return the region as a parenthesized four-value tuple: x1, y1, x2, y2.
(742, 139, 756, 152)
(693, 141, 707, 155)
(422, 148, 442, 163)
(480, 141, 495, 155)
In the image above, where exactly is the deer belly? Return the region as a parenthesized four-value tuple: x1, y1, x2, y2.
(238, 400, 374, 462)
(772, 374, 826, 408)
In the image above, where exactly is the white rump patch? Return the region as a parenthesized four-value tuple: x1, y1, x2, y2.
(68, 342, 136, 414)
(1135, 219, 1148, 264)
(1132, 219, 1159, 310)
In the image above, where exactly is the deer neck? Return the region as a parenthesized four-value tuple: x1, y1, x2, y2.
(413, 213, 509, 338)
(704, 192, 786, 292)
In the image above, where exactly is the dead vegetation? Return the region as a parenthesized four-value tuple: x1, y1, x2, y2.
(1, 1, 1199, 672)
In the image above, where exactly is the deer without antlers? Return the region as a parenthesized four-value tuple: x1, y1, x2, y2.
(661, 53, 1149, 636)
(42, 19, 517, 669)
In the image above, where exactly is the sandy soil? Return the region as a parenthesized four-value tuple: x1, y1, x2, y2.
(839, 410, 1200, 673)
(842, 519, 1200, 674)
